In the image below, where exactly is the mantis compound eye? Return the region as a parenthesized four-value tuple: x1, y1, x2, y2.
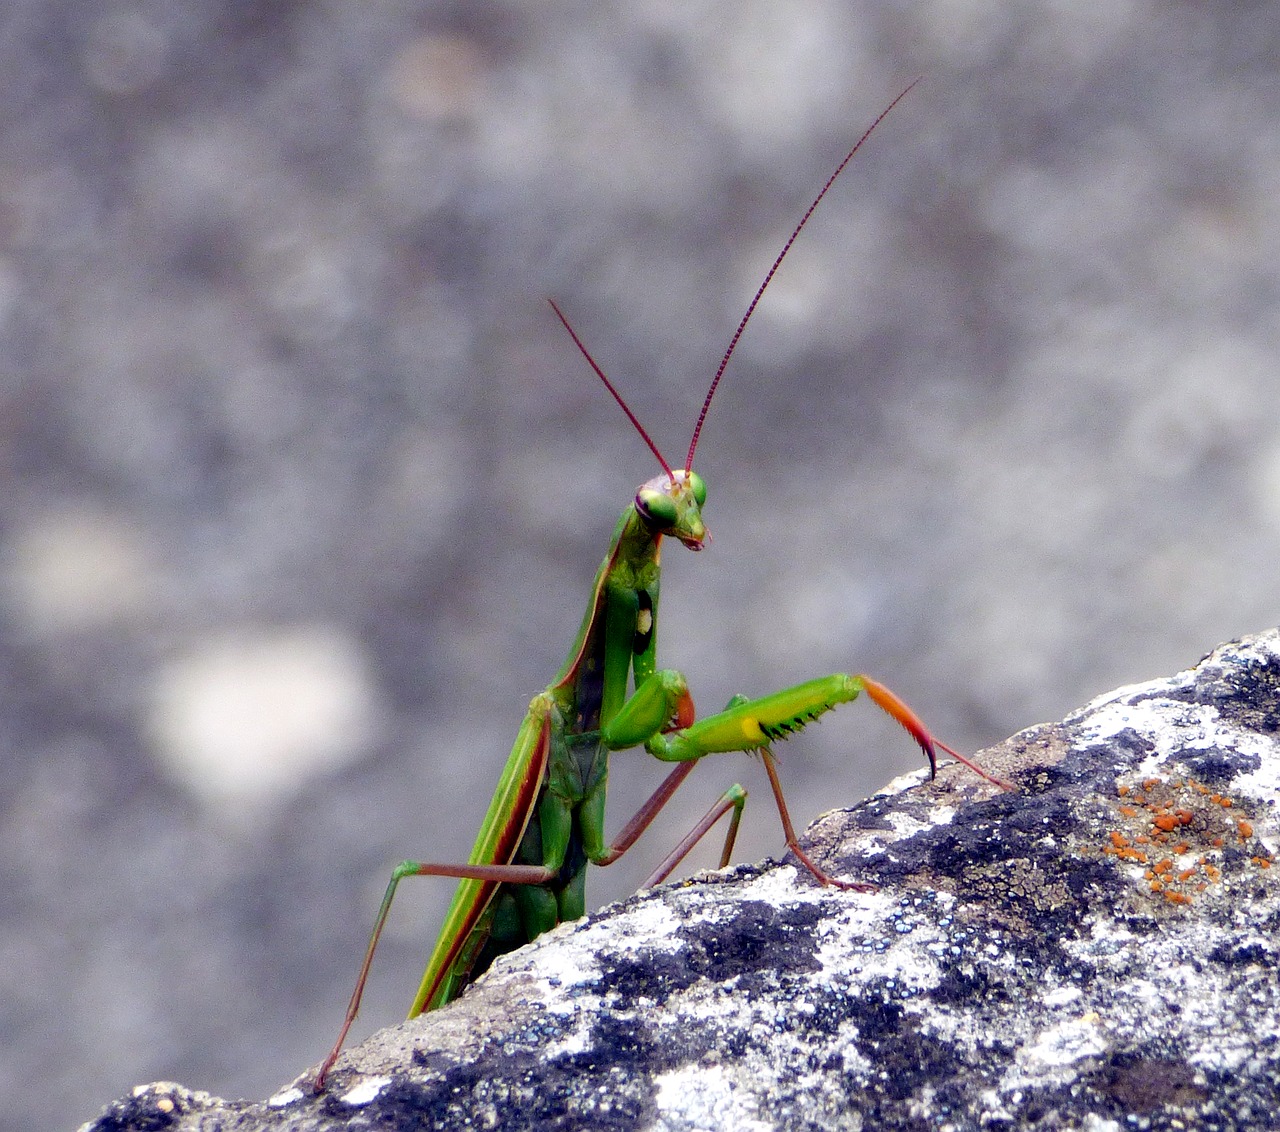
(685, 470, 707, 507)
(635, 488, 678, 529)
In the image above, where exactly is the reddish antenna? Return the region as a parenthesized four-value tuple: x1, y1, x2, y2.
(548, 298, 675, 479)
(684, 78, 920, 471)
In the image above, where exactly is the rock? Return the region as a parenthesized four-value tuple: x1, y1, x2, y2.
(80, 631, 1280, 1131)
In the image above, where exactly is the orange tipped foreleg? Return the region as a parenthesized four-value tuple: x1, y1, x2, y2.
(641, 673, 1012, 888)
(859, 675, 1012, 790)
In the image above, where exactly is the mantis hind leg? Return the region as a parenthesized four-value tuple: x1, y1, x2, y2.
(314, 855, 557, 1091)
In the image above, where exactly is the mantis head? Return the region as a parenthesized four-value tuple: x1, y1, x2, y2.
(634, 469, 707, 551)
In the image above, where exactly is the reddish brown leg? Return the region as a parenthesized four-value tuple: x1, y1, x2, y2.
(314, 858, 555, 1092)
(759, 748, 876, 892)
(640, 781, 748, 888)
(592, 761, 700, 866)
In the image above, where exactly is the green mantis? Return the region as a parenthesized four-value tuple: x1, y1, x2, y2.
(313, 83, 1007, 1091)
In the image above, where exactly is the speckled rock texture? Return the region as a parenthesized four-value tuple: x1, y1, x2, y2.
(81, 631, 1280, 1131)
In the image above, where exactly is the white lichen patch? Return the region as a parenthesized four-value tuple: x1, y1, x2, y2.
(1040, 984, 1083, 1008)
(1009, 1014, 1108, 1082)
(498, 916, 606, 1008)
(600, 890, 703, 948)
(1076, 638, 1280, 814)
(875, 767, 934, 797)
(541, 1016, 595, 1060)
(265, 1086, 306, 1107)
(1077, 696, 1220, 758)
(881, 803, 958, 842)
(811, 794, 959, 863)
(1188, 1030, 1257, 1075)
(652, 1062, 774, 1132)
(1074, 665, 1197, 718)
(839, 1029, 875, 1077)
(731, 864, 832, 910)
(813, 888, 945, 989)
(1227, 745, 1280, 815)
(338, 1076, 391, 1106)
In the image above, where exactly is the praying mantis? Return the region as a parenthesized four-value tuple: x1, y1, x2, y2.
(314, 82, 1007, 1091)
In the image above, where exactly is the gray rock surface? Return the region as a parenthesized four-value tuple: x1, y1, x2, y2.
(81, 631, 1280, 1130)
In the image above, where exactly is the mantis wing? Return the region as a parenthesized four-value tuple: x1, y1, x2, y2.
(408, 700, 553, 1016)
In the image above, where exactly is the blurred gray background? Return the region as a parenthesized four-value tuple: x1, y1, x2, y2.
(3, 2, 1278, 1129)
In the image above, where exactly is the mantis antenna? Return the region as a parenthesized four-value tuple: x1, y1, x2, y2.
(550, 77, 921, 483)
(685, 77, 921, 470)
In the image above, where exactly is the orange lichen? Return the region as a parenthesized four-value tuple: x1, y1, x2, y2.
(1099, 773, 1274, 906)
